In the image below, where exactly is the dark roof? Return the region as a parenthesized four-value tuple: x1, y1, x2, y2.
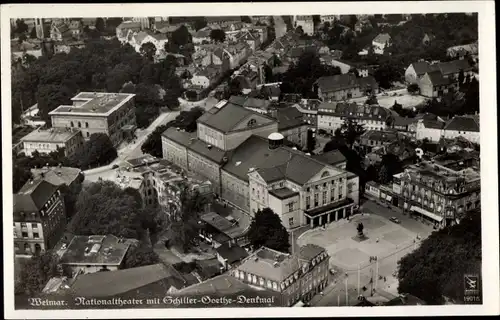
(296, 244, 326, 261)
(361, 130, 398, 143)
(200, 212, 242, 239)
(425, 70, 450, 86)
(422, 119, 446, 129)
(312, 150, 347, 166)
(393, 116, 416, 127)
(162, 127, 228, 164)
(31, 167, 82, 187)
(269, 187, 300, 200)
(223, 135, 338, 185)
(444, 115, 479, 132)
(14, 180, 59, 213)
(410, 61, 436, 76)
(197, 102, 275, 133)
(277, 107, 306, 131)
(69, 263, 186, 297)
(316, 74, 378, 92)
(437, 59, 473, 75)
(215, 243, 249, 264)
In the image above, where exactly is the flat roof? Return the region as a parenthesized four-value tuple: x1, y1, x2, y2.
(49, 92, 135, 117)
(269, 187, 300, 200)
(20, 127, 80, 143)
(59, 235, 135, 266)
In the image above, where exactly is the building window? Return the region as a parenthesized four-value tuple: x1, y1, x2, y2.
(32, 223, 38, 229)
(21, 223, 27, 228)
(287, 202, 294, 212)
(306, 196, 310, 209)
(15, 244, 20, 252)
(33, 232, 40, 239)
(22, 232, 28, 238)
(289, 217, 294, 226)
(86, 132, 90, 137)
(322, 191, 327, 204)
(85, 122, 89, 128)
(78, 122, 81, 128)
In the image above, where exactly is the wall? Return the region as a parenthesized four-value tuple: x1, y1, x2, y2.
(225, 122, 278, 151)
(416, 122, 443, 142)
(404, 65, 419, 84)
(198, 124, 224, 149)
(443, 130, 480, 144)
(365, 183, 381, 198)
(221, 171, 250, 212)
(162, 136, 189, 170)
(347, 175, 360, 205)
(187, 150, 222, 194)
(268, 194, 302, 230)
(319, 86, 363, 101)
(14, 222, 45, 256)
(281, 125, 308, 149)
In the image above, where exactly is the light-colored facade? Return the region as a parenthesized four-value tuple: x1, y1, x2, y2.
(415, 119, 445, 142)
(293, 16, 315, 35)
(21, 128, 84, 157)
(49, 92, 136, 147)
(232, 245, 329, 305)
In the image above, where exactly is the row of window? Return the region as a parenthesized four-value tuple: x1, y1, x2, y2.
(14, 228, 40, 239)
(306, 178, 343, 192)
(70, 121, 89, 128)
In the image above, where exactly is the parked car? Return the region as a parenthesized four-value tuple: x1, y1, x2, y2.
(389, 217, 401, 224)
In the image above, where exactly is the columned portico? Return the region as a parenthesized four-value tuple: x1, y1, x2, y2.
(304, 198, 355, 228)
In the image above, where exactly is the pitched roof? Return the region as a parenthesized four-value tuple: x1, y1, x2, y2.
(162, 127, 228, 164)
(410, 61, 437, 76)
(236, 245, 326, 283)
(223, 135, 336, 185)
(373, 33, 391, 44)
(276, 107, 306, 131)
(316, 74, 378, 92)
(312, 150, 347, 166)
(14, 180, 59, 213)
(197, 102, 275, 133)
(425, 71, 450, 86)
(422, 118, 446, 129)
(437, 59, 473, 76)
(117, 21, 142, 30)
(318, 102, 391, 121)
(69, 263, 186, 297)
(444, 115, 480, 132)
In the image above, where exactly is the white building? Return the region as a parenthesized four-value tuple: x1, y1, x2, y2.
(372, 33, 392, 55)
(443, 115, 480, 144)
(21, 127, 84, 157)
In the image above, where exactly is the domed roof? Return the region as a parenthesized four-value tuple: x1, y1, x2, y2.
(268, 132, 284, 141)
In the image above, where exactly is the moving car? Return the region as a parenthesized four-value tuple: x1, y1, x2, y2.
(389, 217, 401, 224)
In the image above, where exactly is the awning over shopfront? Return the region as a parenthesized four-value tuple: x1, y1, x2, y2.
(410, 206, 443, 222)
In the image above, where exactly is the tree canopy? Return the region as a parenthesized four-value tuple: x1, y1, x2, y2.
(68, 133, 117, 170)
(397, 210, 481, 304)
(17, 251, 60, 295)
(247, 208, 290, 253)
(67, 180, 148, 240)
(11, 38, 182, 128)
(123, 243, 161, 269)
(141, 107, 205, 157)
(210, 29, 226, 43)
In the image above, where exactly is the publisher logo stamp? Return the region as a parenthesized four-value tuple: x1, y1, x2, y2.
(463, 274, 481, 304)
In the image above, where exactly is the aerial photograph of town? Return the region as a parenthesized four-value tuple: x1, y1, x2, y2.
(8, 11, 485, 311)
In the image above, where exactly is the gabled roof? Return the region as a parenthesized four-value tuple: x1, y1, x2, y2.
(437, 59, 473, 76)
(14, 179, 59, 213)
(373, 33, 391, 44)
(425, 70, 450, 86)
(410, 61, 439, 76)
(444, 115, 480, 132)
(422, 118, 446, 130)
(216, 243, 249, 265)
(277, 107, 306, 131)
(69, 263, 187, 297)
(312, 150, 347, 166)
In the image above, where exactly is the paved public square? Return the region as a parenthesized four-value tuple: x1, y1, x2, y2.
(298, 214, 417, 271)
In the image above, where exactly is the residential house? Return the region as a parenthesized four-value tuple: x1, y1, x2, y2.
(14, 179, 66, 256)
(446, 42, 478, 60)
(249, 25, 269, 44)
(418, 71, 458, 98)
(129, 30, 169, 56)
(191, 65, 223, 89)
(293, 99, 322, 127)
(232, 68, 260, 91)
(250, 16, 271, 25)
(206, 16, 242, 28)
(31, 166, 83, 191)
(21, 127, 84, 158)
(354, 19, 373, 33)
(315, 73, 379, 101)
(236, 30, 262, 52)
(405, 60, 474, 84)
(293, 15, 315, 36)
(443, 115, 480, 144)
(226, 42, 252, 69)
(68, 20, 83, 40)
(359, 130, 400, 153)
(372, 33, 392, 55)
(231, 245, 329, 305)
(317, 102, 391, 134)
(58, 235, 137, 276)
(50, 21, 73, 42)
(415, 117, 446, 142)
(192, 28, 212, 45)
(54, 41, 86, 54)
(116, 21, 143, 43)
(201, 47, 231, 73)
(364, 138, 416, 168)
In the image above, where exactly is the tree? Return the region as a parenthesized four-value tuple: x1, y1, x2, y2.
(407, 83, 420, 94)
(193, 18, 207, 31)
(247, 208, 290, 253)
(15, 19, 29, 34)
(36, 84, 74, 124)
(373, 63, 401, 89)
(306, 129, 316, 152)
(171, 25, 191, 47)
(13, 164, 33, 193)
(263, 64, 274, 83)
(397, 210, 481, 304)
(169, 185, 206, 252)
(18, 33, 27, 44)
(140, 42, 157, 61)
(18, 251, 60, 295)
(106, 63, 133, 92)
(365, 95, 378, 105)
(378, 165, 390, 184)
(210, 29, 226, 43)
(339, 118, 366, 148)
(68, 180, 146, 239)
(29, 27, 37, 39)
(123, 244, 161, 269)
(295, 26, 304, 36)
(95, 18, 105, 32)
(69, 133, 117, 170)
(141, 124, 169, 158)
(241, 16, 252, 23)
